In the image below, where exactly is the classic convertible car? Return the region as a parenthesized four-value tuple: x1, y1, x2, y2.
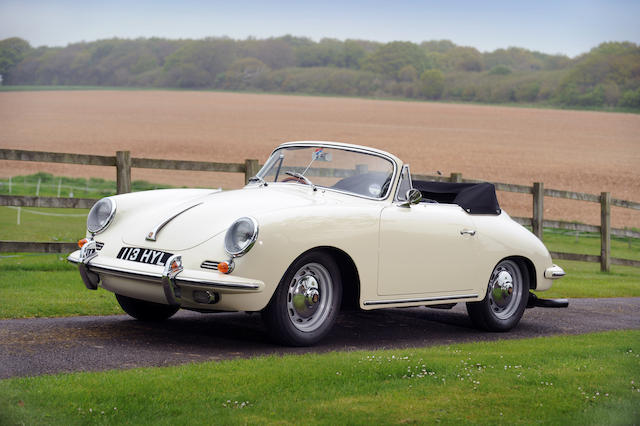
(68, 141, 567, 346)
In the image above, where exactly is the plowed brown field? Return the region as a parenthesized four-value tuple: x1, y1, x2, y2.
(1, 90, 639, 227)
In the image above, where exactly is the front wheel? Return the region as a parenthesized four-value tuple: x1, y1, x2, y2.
(115, 294, 179, 321)
(262, 251, 342, 346)
(466, 259, 529, 331)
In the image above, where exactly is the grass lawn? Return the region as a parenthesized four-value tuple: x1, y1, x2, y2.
(534, 260, 640, 299)
(0, 330, 638, 425)
(543, 228, 640, 261)
(0, 254, 121, 318)
(0, 206, 88, 242)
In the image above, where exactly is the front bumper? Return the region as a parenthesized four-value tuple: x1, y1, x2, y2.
(68, 240, 265, 309)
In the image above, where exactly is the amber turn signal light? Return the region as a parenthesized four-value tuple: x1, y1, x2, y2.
(77, 238, 88, 248)
(218, 261, 230, 274)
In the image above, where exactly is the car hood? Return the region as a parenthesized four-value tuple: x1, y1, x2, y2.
(120, 185, 319, 251)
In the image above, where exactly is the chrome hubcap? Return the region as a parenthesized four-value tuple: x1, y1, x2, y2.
(488, 260, 522, 320)
(287, 262, 332, 332)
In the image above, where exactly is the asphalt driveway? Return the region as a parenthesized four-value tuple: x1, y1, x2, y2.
(1, 297, 638, 379)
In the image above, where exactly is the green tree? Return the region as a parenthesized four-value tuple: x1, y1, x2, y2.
(0, 37, 32, 79)
(362, 41, 431, 80)
(420, 69, 444, 99)
(398, 65, 418, 82)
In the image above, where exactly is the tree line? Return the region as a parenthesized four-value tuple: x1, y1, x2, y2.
(0, 36, 638, 109)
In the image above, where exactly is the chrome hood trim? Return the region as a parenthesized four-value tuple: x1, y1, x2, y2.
(145, 202, 203, 241)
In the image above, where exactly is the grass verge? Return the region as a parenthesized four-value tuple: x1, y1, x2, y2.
(0, 254, 121, 318)
(534, 260, 640, 298)
(0, 330, 638, 425)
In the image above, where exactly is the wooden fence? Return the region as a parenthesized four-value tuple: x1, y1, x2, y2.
(1, 148, 638, 271)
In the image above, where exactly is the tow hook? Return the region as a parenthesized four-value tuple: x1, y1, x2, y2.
(527, 292, 569, 309)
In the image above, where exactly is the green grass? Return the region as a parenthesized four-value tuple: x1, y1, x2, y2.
(0, 330, 638, 425)
(544, 228, 640, 261)
(0, 172, 173, 199)
(0, 254, 121, 318)
(0, 207, 88, 242)
(535, 260, 640, 298)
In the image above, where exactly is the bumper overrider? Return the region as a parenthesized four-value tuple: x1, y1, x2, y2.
(68, 240, 264, 308)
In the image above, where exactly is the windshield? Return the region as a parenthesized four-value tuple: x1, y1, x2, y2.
(256, 145, 396, 199)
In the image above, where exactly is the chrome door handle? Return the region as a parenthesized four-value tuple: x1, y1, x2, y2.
(460, 229, 476, 236)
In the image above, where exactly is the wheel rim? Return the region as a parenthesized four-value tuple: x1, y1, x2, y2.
(487, 260, 522, 320)
(286, 262, 333, 332)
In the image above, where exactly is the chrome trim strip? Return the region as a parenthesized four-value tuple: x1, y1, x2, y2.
(363, 293, 478, 306)
(85, 263, 260, 291)
(89, 264, 163, 281)
(176, 276, 260, 290)
(146, 202, 203, 241)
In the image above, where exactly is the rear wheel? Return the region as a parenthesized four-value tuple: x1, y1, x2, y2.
(262, 251, 342, 346)
(115, 294, 179, 321)
(466, 259, 529, 331)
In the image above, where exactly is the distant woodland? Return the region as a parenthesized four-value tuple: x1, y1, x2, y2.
(1, 36, 639, 109)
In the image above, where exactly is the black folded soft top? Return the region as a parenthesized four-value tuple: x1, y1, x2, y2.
(412, 180, 501, 215)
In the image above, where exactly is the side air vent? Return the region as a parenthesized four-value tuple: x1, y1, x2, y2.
(200, 260, 219, 271)
(96, 242, 104, 250)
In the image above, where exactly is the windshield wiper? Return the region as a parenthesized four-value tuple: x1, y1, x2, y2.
(248, 176, 268, 186)
(285, 171, 317, 191)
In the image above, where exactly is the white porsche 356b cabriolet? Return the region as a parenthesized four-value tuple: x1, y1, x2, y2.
(68, 141, 567, 346)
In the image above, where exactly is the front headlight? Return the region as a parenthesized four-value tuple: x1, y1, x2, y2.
(87, 198, 116, 234)
(224, 217, 258, 257)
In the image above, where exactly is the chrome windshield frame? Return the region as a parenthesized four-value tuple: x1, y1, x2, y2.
(255, 142, 399, 202)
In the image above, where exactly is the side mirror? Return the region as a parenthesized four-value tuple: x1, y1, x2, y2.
(398, 188, 422, 207)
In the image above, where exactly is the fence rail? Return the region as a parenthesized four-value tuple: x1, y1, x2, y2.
(1, 148, 638, 271)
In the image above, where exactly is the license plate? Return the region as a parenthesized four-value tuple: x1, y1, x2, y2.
(116, 247, 173, 265)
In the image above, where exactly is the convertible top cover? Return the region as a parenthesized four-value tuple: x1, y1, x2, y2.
(413, 180, 501, 215)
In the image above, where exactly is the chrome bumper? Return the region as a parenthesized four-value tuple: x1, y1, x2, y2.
(544, 264, 566, 279)
(68, 243, 264, 308)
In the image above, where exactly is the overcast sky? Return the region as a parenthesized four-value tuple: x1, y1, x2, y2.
(1, 0, 638, 57)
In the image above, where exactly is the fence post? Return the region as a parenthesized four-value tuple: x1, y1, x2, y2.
(532, 182, 544, 240)
(116, 151, 132, 194)
(600, 191, 611, 272)
(450, 172, 462, 183)
(244, 159, 260, 185)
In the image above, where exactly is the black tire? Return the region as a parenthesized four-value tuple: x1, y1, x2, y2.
(466, 259, 529, 331)
(262, 251, 342, 346)
(115, 293, 179, 321)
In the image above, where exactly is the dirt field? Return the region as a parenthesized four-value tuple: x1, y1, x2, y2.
(0, 90, 638, 227)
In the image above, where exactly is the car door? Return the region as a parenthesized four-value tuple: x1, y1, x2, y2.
(377, 201, 486, 298)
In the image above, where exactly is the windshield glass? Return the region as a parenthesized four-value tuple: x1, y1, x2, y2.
(256, 145, 395, 199)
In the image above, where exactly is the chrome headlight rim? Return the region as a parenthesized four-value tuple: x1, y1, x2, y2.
(224, 216, 259, 258)
(87, 198, 116, 235)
